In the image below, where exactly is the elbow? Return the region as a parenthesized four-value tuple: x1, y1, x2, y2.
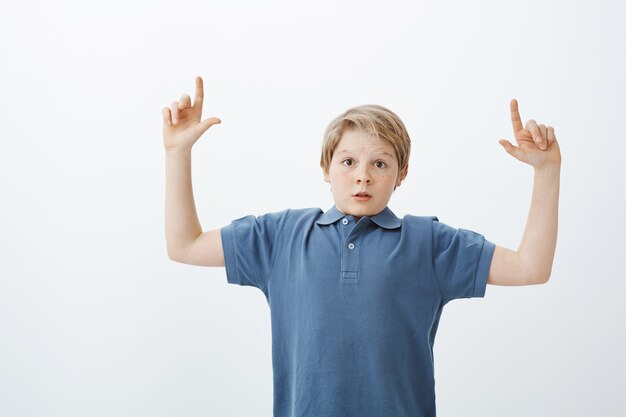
(168, 253, 188, 264)
(519, 256, 551, 285)
(520, 263, 551, 285)
(167, 248, 183, 263)
(538, 265, 554, 284)
(529, 271, 551, 285)
(166, 241, 187, 263)
(517, 250, 555, 286)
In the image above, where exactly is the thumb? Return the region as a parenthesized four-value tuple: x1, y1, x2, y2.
(196, 117, 222, 137)
(498, 139, 521, 159)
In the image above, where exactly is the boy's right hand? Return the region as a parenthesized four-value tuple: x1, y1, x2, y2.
(162, 76, 221, 152)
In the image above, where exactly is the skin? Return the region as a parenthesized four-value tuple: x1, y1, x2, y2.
(487, 99, 561, 285)
(322, 129, 408, 222)
(163, 76, 561, 288)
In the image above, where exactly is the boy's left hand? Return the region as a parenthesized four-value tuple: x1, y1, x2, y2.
(499, 99, 562, 170)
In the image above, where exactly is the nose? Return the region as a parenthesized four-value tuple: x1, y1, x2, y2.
(356, 165, 372, 184)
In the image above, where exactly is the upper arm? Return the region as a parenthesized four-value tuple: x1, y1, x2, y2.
(430, 219, 495, 301)
(487, 245, 546, 286)
(170, 228, 225, 267)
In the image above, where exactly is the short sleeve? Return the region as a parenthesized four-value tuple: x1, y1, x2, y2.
(220, 209, 290, 291)
(431, 218, 496, 303)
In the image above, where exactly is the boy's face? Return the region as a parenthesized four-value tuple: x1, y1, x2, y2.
(323, 129, 406, 221)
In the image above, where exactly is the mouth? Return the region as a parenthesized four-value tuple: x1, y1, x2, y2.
(353, 192, 372, 202)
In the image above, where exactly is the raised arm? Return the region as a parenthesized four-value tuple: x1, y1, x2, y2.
(487, 99, 561, 286)
(163, 76, 225, 266)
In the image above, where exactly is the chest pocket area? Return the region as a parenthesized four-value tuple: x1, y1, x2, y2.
(359, 245, 437, 299)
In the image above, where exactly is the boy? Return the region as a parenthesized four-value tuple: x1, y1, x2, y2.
(163, 76, 561, 417)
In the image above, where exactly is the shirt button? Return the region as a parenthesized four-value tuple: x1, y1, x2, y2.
(342, 218, 349, 225)
(348, 243, 355, 250)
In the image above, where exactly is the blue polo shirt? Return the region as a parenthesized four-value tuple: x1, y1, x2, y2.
(220, 205, 495, 417)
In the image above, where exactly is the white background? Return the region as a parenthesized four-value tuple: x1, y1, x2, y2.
(1, 0, 625, 416)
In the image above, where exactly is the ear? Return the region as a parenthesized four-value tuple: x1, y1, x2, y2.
(396, 165, 408, 187)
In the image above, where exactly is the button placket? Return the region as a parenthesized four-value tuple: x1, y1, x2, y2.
(341, 219, 367, 284)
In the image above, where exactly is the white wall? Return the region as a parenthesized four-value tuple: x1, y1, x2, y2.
(1, 0, 624, 415)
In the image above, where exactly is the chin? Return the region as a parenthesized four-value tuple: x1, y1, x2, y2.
(352, 207, 376, 216)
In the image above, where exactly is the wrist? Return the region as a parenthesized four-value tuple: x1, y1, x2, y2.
(534, 162, 561, 176)
(165, 146, 192, 158)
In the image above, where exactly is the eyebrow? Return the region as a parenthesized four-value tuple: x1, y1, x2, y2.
(336, 150, 394, 158)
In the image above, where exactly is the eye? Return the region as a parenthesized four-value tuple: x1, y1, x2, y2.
(341, 159, 353, 167)
(375, 161, 387, 168)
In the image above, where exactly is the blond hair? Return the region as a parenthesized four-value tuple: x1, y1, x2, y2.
(320, 104, 411, 189)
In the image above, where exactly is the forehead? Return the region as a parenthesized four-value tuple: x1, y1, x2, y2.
(335, 129, 395, 155)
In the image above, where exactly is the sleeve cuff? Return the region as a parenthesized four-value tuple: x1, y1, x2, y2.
(472, 239, 496, 298)
(220, 224, 240, 285)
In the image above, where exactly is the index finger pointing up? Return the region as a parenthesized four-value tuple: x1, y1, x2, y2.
(510, 98, 523, 133)
(194, 75, 204, 108)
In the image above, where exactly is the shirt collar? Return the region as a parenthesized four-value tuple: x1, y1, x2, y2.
(315, 205, 402, 229)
